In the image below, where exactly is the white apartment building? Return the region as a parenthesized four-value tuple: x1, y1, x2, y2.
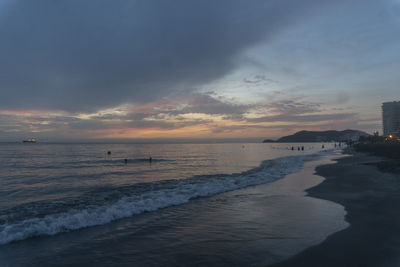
(382, 101, 400, 135)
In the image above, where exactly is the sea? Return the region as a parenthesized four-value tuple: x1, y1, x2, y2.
(0, 142, 348, 266)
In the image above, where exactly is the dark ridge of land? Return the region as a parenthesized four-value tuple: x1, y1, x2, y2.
(263, 129, 369, 143)
(269, 149, 400, 267)
(262, 139, 276, 143)
(355, 143, 400, 159)
(355, 143, 400, 173)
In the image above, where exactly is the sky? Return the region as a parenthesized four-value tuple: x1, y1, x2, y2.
(0, 0, 399, 142)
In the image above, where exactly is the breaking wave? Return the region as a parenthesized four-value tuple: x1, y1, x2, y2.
(0, 152, 328, 245)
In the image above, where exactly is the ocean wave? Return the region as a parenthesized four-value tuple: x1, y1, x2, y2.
(0, 152, 327, 245)
(15, 158, 172, 170)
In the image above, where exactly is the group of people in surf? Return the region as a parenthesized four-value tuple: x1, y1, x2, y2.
(288, 142, 342, 152)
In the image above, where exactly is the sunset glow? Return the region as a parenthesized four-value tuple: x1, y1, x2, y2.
(0, 0, 398, 142)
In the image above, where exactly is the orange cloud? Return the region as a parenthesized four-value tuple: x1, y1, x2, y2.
(0, 108, 63, 117)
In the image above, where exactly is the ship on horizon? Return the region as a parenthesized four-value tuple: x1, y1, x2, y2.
(22, 138, 37, 143)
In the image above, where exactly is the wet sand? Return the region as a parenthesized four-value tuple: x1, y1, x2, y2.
(271, 150, 400, 267)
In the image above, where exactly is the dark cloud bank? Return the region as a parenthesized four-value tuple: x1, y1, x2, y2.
(0, 0, 337, 112)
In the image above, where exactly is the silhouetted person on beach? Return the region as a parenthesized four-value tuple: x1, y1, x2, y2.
(149, 157, 152, 163)
(107, 151, 111, 155)
(124, 159, 128, 164)
(301, 146, 304, 151)
(291, 146, 294, 151)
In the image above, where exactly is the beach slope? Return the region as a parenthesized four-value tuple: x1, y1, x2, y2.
(271, 151, 400, 267)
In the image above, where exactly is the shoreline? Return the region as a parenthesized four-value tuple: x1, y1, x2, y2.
(270, 149, 400, 267)
(0, 151, 348, 266)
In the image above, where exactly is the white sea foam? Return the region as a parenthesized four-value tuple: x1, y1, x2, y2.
(0, 152, 330, 245)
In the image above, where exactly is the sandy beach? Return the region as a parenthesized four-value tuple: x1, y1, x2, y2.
(271, 149, 400, 267)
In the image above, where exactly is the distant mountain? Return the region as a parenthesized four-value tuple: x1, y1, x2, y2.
(262, 139, 276, 143)
(263, 130, 370, 143)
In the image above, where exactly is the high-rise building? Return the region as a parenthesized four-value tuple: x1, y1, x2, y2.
(382, 101, 400, 135)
